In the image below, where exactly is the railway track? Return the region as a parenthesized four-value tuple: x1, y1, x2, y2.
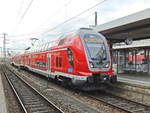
(6, 64, 150, 113)
(86, 92, 150, 113)
(1, 65, 64, 113)
(18, 67, 150, 113)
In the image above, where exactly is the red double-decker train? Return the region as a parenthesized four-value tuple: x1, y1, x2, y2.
(11, 28, 117, 89)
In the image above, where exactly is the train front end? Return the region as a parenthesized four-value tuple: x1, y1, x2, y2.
(78, 28, 117, 86)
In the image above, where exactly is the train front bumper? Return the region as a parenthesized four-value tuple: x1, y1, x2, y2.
(87, 73, 117, 84)
(72, 73, 117, 86)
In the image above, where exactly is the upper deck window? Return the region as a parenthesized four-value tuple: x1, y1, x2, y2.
(84, 34, 102, 43)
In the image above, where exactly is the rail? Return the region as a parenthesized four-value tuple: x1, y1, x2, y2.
(1, 65, 64, 113)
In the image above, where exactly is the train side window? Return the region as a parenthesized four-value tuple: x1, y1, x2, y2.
(56, 56, 62, 68)
(59, 57, 62, 67)
(56, 56, 59, 67)
(67, 48, 74, 67)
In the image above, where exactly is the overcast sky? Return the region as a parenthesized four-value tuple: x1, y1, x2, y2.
(0, 0, 150, 55)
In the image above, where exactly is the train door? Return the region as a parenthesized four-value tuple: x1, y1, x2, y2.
(47, 53, 51, 73)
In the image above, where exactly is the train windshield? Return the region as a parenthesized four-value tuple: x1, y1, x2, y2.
(84, 34, 109, 68)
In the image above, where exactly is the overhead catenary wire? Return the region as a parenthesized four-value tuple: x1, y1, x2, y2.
(10, 0, 106, 39)
(12, 0, 35, 39)
(16, 0, 25, 19)
(19, 0, 34, 24)
(13, 0, 73, 38)
(13, 0, 26, 34)
(8, 32, 40, 38)
(34, 0, 73, 34)
(44, 0, 107, 34)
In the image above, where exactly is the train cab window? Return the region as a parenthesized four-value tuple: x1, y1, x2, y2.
(84, 34, 107, 61)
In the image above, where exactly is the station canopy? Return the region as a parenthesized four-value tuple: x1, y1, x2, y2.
(94, 8, 150, 43)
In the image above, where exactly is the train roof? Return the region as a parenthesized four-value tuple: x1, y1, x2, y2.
(28, 28, 99, 53)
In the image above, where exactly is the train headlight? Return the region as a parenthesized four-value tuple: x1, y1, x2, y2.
(90, 62, 94, 68)
(105, 64, 109, 68)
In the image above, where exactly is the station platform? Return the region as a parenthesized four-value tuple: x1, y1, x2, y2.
(117, 73, 150, 87)
(0, 74, 8, 113)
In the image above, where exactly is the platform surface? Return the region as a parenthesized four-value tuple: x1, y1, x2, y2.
(0, 74, 8, 113)
(118, 73, 150, 87)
